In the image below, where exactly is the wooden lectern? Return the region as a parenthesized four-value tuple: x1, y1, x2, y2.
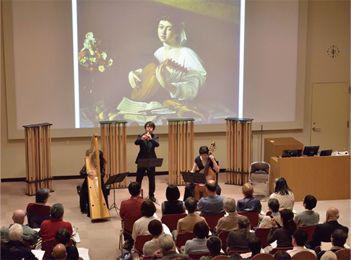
(23, 123, 53, 196)
(168, 118, 194, 185)
(225, 118, 253, 185)
(264, 137, 303, 163)
(100, 121, 128, 189)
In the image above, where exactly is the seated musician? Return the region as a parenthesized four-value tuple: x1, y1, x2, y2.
(79, 150, 109, 217)
(183, 146, 220, 201)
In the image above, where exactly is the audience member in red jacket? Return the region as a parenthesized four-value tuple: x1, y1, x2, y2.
(40, 203, 73, 241)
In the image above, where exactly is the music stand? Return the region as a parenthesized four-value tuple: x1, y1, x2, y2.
(181, 171, 207, 184)
(105, 172, 129, 214)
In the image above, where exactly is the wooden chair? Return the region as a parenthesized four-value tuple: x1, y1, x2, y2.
(41, 238, 57, 259)
(291, 250, 316, 260)
(218, 230, 230, 252)
(238, 211, 259, 228)
(134, 234, 153, 255)
(335, 248, 351, 260)
(254, 228, 271, 248)
(161, 213, 187, 231)
(175, 232, 194, 249)
(188, 251, 210, 260)
(251, 253, 274, 260)
(202, 213, 225, 231)
(270, 246, 293, 254)
(298, 225, 316, 242)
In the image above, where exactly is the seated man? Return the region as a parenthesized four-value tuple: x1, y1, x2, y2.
(202, 236, 222, 259)
(308, 207, 348, 249)
(2, 224, 37, 260)
(120, 182, 144, 247)
(247, 236, 262, 259)
(55, 228, 80, 260)
(287, 229, 316, 257)
(26, 188, 51, 228)
(159, 234, 187, 259)
(215, 197, 247, 234)
(177, 197, 206, 235)
(198, 180, 224, 216)
(226, 217, 255, 252)
(184, 221, 209, 255)
(10, 209, 39, 245)
(143, 219, 163, 257)
(51, 243, 67, 260)
(40, 203, 73, 241)
(317, 229, 348, 259)
(236, 183, 262, 213)
(294, 194, 319, 227)
(132, 199, 157, 240)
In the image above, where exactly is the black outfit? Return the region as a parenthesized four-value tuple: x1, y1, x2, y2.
(161, 200, 185, 215)
(227, 229, 256, 250)
(1, 240, 38, 260)
(135, 133, 159, 199)
(307, 220, 349, 249)
(267, 227, 293, 247)
(183, 155, 220, 201)
(65, 244, 80, 260)
(79, 153, 109, 216)
(237, 196, 262, 213)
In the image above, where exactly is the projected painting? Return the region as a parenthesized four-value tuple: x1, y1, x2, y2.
(77, 0, 240, 127)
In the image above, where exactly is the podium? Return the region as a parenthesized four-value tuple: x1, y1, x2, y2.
(23, 123, 53, 196)
(168, 118, 194, 185)
(264, 137, 303, 163)
(100, 120, 128, 189)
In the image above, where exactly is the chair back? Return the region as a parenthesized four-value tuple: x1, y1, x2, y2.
(291, 250, 316, 260)
(251, 253, 274, 260)
(42, 238, 57, 259)
(254, 228, 271, 248)
(134, 234, 153, 254)
(335, 248, 351, 260)
(202, 213, 225, 231)
(238, 211, 259, 228)
(175, 232, 194, 249)
(250, 162, 270, 174)
(161, 213, 187, 231)
(212, 255, 229, 260)
(218, 230, 230, 252)
(26, 203, 51, 228)
(270, 246, 293, 254)
(298, 225, 316, 242)
(188, 251, 210, 260)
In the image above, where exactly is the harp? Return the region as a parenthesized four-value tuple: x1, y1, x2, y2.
(85, 134, 110, 220)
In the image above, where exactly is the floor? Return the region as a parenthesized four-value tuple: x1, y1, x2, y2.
(1, 175, 350, 260)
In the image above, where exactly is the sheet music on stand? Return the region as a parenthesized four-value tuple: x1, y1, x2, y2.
(181, 171, 207, 184)
(137, 158, 163, 168)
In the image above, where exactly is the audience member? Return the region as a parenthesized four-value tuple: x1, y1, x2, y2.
(143, 219, 163, 257)
(308, 207, 348, 249)
(226, 217, 255, 252)
(52, 243, 67, 260)
(184, 221, 209, 255)
(198, 180, 224, 215)
(267, 209, 296, 247)
(132, 199, 157, 240)
(2, 224, 37, 260)
(40, 203, 73, 241)
(269, 178, 294, 210)
(317, 229, 348, 259)
(120, 182, 144, 247)
(294, 195, 319, 226)
(177, 197, 206, 235)
(237, 183, 262, 213)
(26, 188, 51, 228)
(215, 197, 247, 234)
(247, 235, 262, 259)
(162, 185, 185, 215)
(287, 229, 316, 257)
(159, 234, 185, 259)
(199, 236, 222, 260)
(55, 228, 80, 260)
(273, 251, 291, 260)
(259, 198, 283, 228)
(10, 209, 39, 245)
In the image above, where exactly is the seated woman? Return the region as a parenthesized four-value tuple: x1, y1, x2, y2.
(269, 177, 295, 210)
(184, 221, 209, 255)
(267, 209, 297, 248)
(236, 183, 262, 213)
(26, 188, 51, 228)
(162, 185, 185, 215)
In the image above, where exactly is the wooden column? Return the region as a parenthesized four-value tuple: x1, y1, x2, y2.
(226, 118, 253, 185)
(23, 123, 53, 196)
(100, 120, 128, 189)
(168, 118, 194, 185)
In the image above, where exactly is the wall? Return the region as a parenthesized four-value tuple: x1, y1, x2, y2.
(1, 0, 350, 179)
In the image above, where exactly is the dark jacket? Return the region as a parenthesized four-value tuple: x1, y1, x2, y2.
(135, 133, 159, 164)
(237, 196, 262, 213)
(1, 240, 38, 260)
(267, 227, 293, 247)
(161, 200, 185, 215)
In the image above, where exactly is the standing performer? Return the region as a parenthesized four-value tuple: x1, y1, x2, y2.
(135, 121, 159, 202)
(79, 150, 109, 217)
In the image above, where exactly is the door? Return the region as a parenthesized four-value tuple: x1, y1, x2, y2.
(311, 83, 350, 151)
